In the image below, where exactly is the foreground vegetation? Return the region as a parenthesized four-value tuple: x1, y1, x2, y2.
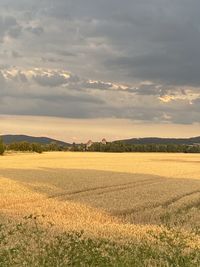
(0, 216, 199, 267)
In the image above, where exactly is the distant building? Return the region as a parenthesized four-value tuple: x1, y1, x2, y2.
(86, 140, 93, 149)
(192, 143, 200, 147)
(101, 138, 107, 145)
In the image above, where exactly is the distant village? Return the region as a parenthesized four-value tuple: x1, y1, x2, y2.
(86, 138, 107, 149)
(70, 138, 108, 152)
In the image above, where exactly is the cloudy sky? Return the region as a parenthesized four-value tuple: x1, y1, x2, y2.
(0, 0, 200, 142)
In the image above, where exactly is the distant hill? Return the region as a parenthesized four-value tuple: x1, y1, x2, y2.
(1, 135, 70, 146)
(1, 134, 200, 147)
(118, 136, 200, 145)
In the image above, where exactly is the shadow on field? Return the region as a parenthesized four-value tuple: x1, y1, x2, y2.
(152, 158, 200, 164)
(0, 167, 200, 226)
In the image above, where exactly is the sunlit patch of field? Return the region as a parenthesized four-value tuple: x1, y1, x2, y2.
(0, 152, 200, 249)
(1, 151, 200, 179)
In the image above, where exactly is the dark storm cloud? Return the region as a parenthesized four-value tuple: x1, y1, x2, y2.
(1, 0, 200, 124)
(43, 0, 200, 86)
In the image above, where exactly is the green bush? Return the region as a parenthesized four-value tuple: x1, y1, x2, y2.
(0, 138, 5, 155)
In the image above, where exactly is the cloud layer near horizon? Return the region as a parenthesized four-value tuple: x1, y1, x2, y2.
(0, 0, 200, 126)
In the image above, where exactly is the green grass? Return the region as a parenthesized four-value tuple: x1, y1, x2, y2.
(0, 216, 199, 267)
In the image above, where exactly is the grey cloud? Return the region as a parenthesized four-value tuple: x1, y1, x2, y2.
(17, 72, 28, 83)
(0, 92, 105, 119)
(82, 81, 112, 90)
(127, 85, 161, 96)
(41, 57, 64, 63)
(0, 15, 22, 41)
(31, 92, 105, 105)
(1, 1, 200, 124)
(56, 50, 77, 57)
(33, 73, 69, 87)
(12, 50, 23, 58)
(67, 74, 80, 83)
(8, 25, 22, 38)
(25, 26, 44, 35)
(130, 85, 185, 98)
(0, 71, 6, 87)
(0, 68, 105, 119)
(105, 50, 200, 86)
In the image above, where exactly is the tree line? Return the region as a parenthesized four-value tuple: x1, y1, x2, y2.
(1, 139, 200, 155)
(5, 141, 70, 154)
(72, 141, 200, 153)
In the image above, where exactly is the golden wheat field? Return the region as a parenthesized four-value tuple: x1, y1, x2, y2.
(0, 152, 200, 247)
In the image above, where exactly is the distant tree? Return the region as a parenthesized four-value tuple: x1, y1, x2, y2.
(79, 143, 86, 151)
(7, 141, 43, 153)
(32, 143, 43, 154)
(48, 142, 60, 151)
(0, 138, 5, 155)
(71, 142, 79, 151)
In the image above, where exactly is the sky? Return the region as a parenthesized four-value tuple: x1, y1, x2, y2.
(0, 0, 200, 142)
